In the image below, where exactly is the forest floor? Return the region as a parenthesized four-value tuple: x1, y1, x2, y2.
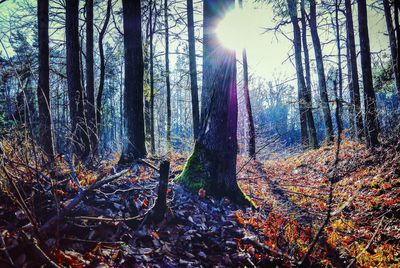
(0, 136, 399, 267)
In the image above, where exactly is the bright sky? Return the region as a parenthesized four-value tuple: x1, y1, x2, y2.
(215, 0, 389, 84)
(0, 0, 389, 86)
(216, 2, 293, 80)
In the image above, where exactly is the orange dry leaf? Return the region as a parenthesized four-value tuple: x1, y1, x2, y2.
(235, 211, 245, 225)
(152, 231, 160, 240)
(248, 217, 258, 228)
(55, 189, 67, 196)
(142, 198, 149, 208)
(343, 236, 354, 244)
(111, 250, 120, 260)
(385, 199, 399, 206)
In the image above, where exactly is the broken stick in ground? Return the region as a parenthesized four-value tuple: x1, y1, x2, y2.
(140, 160, 170, 225)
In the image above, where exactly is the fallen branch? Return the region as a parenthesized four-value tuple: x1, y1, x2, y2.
(331, 189, 359, 216)
(0, 231, 14, 266)
(139, 159, 160, 172)
(21, 231, 61, 268)
(3, 158, 52, 183)
(346, 216, 386, 268)
(67, 211, 147, 223)
(39, 168, 130, 235)
(65, 155, 83, 192)
(241, 236, 296, 263)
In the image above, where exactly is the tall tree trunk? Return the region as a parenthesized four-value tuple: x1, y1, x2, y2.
(177, 0, 253, 206)
(149, 0, 156, 154)
(346, 43, 356, 138)
(238, 0, 256, 157)
(394, 0, 400, 95)
(335, 0, 343, 133)
(300, 0, 318, 149)
(120, 0, 146, 161)
(309, 0, 334, 142)
(165, 0, 172, 149)
(66, 0, 90, 158)
(383, 0, 400, 92)
(287, 0, 312, 149)
(120, 59, 124, 143)
(96, 0, 112, 149)
(187, 0, 200, 140)
(144, 17, 151, 145)
(37, 0, 54, 157)
(357, 0, 380, 146)
(86, 0, 96, 155)
(241, 49, 257, 155)
(345, 0, 364, 140)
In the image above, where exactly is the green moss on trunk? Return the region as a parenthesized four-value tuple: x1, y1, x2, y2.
(176, 143, 257, 208)
(176, 143, 208, 191)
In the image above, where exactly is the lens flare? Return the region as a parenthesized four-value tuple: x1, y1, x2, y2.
(216, 8, 256, 51)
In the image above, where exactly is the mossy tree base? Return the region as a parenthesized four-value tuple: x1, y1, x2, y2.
(176, 142, 256, 208)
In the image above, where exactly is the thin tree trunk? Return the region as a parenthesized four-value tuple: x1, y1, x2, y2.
(86, 0, 96, 155)
(120, 0, 147, 161)
(383, 0, 400, 92)
(149, 0, 156, 154)
(241, 49, 257, 155)
(287, 0, 311, 149)
(300, 0, 318, 149)
(144, 17, 151, 145)
(66, 0, 90, 158)
(309, 0, 334, 142)
(335, 0, 343, 133)
(165, 0, 172, 149)
(37, 0, 54, 157)
(96, 0, 112, 147)
(394, 0, 400, 95)
(120, 59, 123, 144)
(357, 0, 380, 146)
(346, 43, 355, 138)
(187, 0, 200, 140)
(345, 0, 364, 140)
(238, 0, 256, 156)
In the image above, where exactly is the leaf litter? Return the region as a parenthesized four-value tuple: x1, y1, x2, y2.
(0, 137, 399, 267)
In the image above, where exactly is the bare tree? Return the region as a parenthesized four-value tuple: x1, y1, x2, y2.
(309, 0, 334, 142)
(357, 0, 380, 146)
(178, 0, 253, 206)
(37, 0, 54, 157)
(187, 0, 200, 140)
(345, 0, 364, 140)
(96, 0, 112, 149)
(66, 0, 90, 158)
(165, 0, 172, 149)
(120, 0, 146, 161)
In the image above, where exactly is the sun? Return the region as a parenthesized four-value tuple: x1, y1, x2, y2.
(216, 8, 251, 52)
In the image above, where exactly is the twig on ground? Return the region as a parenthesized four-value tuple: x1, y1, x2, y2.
(20, 231, 61, 268)
(65, 155, 83, 192)
(60, 237, 125, 245)
(0, 231, 14, 266)
(346, 215, 386, 268)
(39, 168, 130, 235)
(241, 236, 296, 262)
(139, 159, 160, 172)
